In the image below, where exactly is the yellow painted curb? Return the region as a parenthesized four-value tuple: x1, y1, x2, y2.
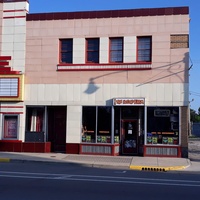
(129, 165, 188, 172)
(0, 158, 10, 162)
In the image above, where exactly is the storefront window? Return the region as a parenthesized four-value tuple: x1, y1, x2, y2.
(97, 107, 111, 143)
(114, 107, 120, 143)
(147, 107, 179, 145)
(26, 107, 44, 132)
(82, 106, 112, 143)
(82, 107, 96, 143)
(3, 115, 18, 139)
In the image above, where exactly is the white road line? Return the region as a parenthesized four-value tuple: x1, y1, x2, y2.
(0, 174, 200, 187)
(0, 171, 200, 187)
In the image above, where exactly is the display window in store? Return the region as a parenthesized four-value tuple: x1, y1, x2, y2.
(26, 107, 45, 132)
(147, 107, 179, 145)
(82, 106, 112, 143)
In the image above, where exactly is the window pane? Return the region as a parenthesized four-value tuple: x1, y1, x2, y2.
(137, 37, 151, 62)
(110, 38, 123, 63)
(110, 51, 123, 62)
(61, 40, 72, 51)
(88, 39, 99, 51)
(26, 107, 44, 132)
(88, 52, 99, 63)
(60, 39, 73, 63)
(61, 52, 72, 63)
(86, 38, 99, 63)
(82, 106, 112, 143)
(147, 107, 179, 145)
(82, 107, 96, 143)
(97, 107, 112, 143)
(114, 107, 120, 143)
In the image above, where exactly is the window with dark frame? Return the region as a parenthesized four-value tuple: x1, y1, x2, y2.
(137, 36, 152, 62)
(26, 107, 44, 132)
(110, 37, 123, 63)
(147, 107, 179, 145)
(86, 38, 99, 63)
(60, 39, 73, 63)
(82, 106, 112, 143)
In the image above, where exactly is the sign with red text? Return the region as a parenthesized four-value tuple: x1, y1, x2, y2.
(113, 98, 145, 106)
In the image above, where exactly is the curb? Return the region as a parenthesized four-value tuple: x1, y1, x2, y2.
(0, 158, 10, 162)
(129, 165, 188, 172)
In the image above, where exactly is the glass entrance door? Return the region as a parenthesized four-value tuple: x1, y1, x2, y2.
(121, 120, 138, 155)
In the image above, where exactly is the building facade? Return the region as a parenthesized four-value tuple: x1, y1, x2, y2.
(0, 0, 190, 157)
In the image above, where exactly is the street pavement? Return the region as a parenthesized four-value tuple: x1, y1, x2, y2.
(0, 138, 200, 172)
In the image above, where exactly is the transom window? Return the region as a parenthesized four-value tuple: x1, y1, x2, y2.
(60, 39, 73, 63)
(110, 37, 123, 63)
(86, 38, 99, 63)
(137, 36, 152, 62)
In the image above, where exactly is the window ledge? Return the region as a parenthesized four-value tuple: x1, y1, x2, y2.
(57, 63, 152, 71)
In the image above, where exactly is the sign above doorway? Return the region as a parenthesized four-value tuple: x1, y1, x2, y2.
(113, 98, 145, 106)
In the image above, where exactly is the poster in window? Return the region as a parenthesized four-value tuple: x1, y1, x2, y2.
(114, 136, 119, 143)
(4, 116, 18, 139)
(86, 135, 91, 142)
(147, 136, 152, 144)
(152, 136, 158, 144)
(168, 137, 173, 144)
(82, 135, 86, 142)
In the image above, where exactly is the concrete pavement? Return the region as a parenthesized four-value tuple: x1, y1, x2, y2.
(0, 138, 199, 172)
(0, 152, 192, 172)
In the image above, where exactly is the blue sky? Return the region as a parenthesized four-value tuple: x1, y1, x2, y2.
(29, 0, 200, 112)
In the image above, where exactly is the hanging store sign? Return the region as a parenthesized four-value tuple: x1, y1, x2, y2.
(113, 98, 145, 106)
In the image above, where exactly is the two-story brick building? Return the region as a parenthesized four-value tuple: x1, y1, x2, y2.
(0, 0, 190, 157)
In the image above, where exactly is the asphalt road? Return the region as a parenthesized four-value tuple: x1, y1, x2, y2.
(0, 162, 200, 200)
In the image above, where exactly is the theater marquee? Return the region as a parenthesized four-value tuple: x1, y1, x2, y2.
(0, 75, 24, 101)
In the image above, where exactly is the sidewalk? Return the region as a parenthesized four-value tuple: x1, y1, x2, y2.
(0, 152, 192, 172)
(1, 138, 200, 172)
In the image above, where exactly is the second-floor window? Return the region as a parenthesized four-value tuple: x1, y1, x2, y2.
(110, 37, 123, 63)
(86, 38, 99, 63)
(60, 39, 73, 63)
(137, 36, 152, 62)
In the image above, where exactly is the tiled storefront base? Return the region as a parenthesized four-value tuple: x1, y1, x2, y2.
(0, 141, 51, 153)
(0, 141, 184, 158)
(66, 143, 120, 156)
(144, 145, 182, 157)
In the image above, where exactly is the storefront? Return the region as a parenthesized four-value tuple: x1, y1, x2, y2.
(80, 98, 181, 157)
(80, 98, 143, 156)
(25, 106, 67, 153)
(0, 1, 189, 158)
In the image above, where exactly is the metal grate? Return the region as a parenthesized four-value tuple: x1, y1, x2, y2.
(82, 145, 112, 154)
(146, 147, 178, 156)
